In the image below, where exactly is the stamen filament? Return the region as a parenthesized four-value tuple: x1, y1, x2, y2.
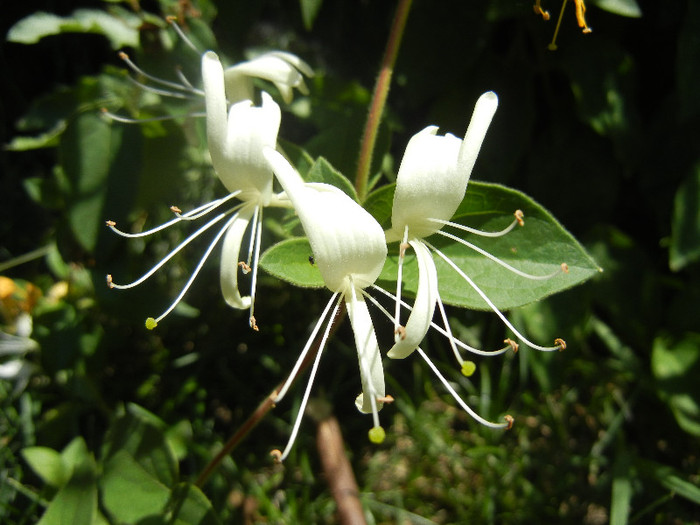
(428, 212, 522, 238)
(108, 211, 231, 289)
(125, 75, 199, 100)
(425, 240, 565, 352)
(119, 51, 203, 95)
(150, 212, 241, 325)
(106, 193, 241, 238)
(277, 300, 338, 462)
(436, 230, 565, 280)
(101, 109, 206, 124)
(416, 347, 511, 429)
(166, 16, 201, 53)
(275, 292, 341, 403)
(368, 285, 512, 356)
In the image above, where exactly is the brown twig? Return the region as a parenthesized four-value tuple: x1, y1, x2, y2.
(316, 415, 367, 525)
(195, 303, 346, 487)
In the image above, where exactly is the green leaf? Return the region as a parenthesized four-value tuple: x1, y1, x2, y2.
(60, 109, 142, 252)
(378, 181, 601, 310)
(259, 238, 325, 288)
(299, 0, 324, 30)
(101, 450, 171, 523)
(651, 334, 700, 436)
(7, 9, 140, 50)
(670, 165, 700, 271)
(305, 156, 358, 201)
(637, 459, 700, 505)
(364, 183, 395, 230)
(101, 404, 178, 487)
(589, 0, 642, 17)
(5, 121, 66, 151)
(610, 450, 633, 525)
(21, 447, 70, 488)
(168, 483, 222, 525)
(37, 442, 98, 525)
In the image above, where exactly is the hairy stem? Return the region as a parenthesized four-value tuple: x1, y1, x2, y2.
(354, 0, 412, 201)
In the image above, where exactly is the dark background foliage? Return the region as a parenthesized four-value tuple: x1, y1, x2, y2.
(1, 0, 699, 523)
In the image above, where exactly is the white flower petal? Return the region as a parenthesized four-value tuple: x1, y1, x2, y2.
(203, 51, 281, 204)
(387, 91, 498, 242)
(264, 149, 387, 293)
(346, 290, 385, 414)
(225, 52, 313, 104)
(387, 240, 438, 359)
(220, 207, 255, 309)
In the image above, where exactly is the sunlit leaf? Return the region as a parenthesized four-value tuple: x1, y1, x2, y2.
(101, 450, 171, 523)
(259, 238, 324, 288)
(590, 0, 642, 17)
(670, 165, 700, 271)
(299, 0, 324, 30)
(7, 9, 140, 50)
(378, 181, 601, 310)
(21, 447, 70, 488)
(168, 483, 222, 525)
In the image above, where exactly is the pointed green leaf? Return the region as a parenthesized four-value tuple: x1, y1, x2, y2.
(168, 483, 222, 525)
(305, 156, 358, 201)
(259, 238, 325, 288)
(7, 9, 140, 50)
(378, 181, 601, 310)
(21, 447, 70, 488)
(101, 450, 171, 523)
(670, 165, 700, 271)
(590, 0, 642, 17)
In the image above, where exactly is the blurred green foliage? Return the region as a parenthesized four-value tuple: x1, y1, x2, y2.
(1, 0, 699, 523)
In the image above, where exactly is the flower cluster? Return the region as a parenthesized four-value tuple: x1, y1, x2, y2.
(105, 26, 570, 461)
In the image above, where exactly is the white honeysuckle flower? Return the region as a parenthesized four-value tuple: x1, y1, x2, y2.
(224, 51, 314, 105)
(104, 22, 313, 125)
(264, 148, 388, 462)
(106, 51, 291, 331)
(0, 312, 38, 395)
(381, 91, 567, 384)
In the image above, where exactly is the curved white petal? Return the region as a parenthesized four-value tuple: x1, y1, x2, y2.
(388, 126, 463, 240)
(387, 91, 498, 242)
(202, 51, 281, 205)
(458, 91, 499, 178)
(224, 52, 313, 104)
(202, 51, 228, 181)
(219, 206, 255, 309)
(387, 240, 438, 359)
(346, 290, 385, 414)
(264, 149, 387, 293)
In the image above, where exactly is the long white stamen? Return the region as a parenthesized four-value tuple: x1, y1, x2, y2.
(248, 207, 264, 329)
(278, 298, 340, 462)
(275, 292, 341, 403)
(436, 230, 564, 280)
(107, 193, 242, 238)
(245, 205, 261, 267)
(425, 240, 563, 352)
(175, 67, 198, 92)
(119, 52, 201, 95)
(429, 215, 520, 238)
(101, 110, 206, 124)
(125, 75, 199, 100)
(108, 211, 231, 290)
(394, 225, 409, 337)
(166, 16, 201, 54)
(435, 289, 464, 366)
(369, 284, 512, 356)
(151, 212, 240, 324)
(416, 347, 511, 429)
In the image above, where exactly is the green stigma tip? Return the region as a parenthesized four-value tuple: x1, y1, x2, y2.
(145, 317, 158, 330)
(368, 426, 386, 444)
(461, 361, 476, 377)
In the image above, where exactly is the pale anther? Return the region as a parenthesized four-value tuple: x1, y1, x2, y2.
(249, 316, 259, 332)
(376, 395, 395, 404)
(505, 338, 519, 353)
(106, 274, 114, 288)
(170, 205, 182, 215)
(238, 261, 251, 274)
(515, 209, 525, 227)
(504, 414, 514, 430)
(561, 262, 569, 273)
(395, 325, 406, 340)
(270, 449, 282, 463)
(555, 338, 567, 351)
